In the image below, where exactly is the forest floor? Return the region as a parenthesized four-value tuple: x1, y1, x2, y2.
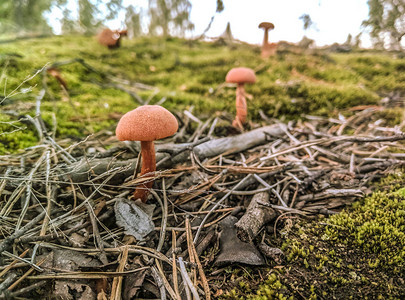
(0, 34, 404, 299)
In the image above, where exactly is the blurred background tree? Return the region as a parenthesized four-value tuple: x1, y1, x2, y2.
(0, 0, 53, 35)
(299, 14, 314, 32)
(298, 14, 315, 49)
(148, 0, 194, 37)
(0, 0, 126, 36)
(125, 5, 142, 39)
(56, 0, 123, 35)
(0, 0, 196, 39)
(197, 0, 224, 40)
(77, 0, 102, 35)
(1, 0, 403, 50)
(362, 0, 405, 50)
(343, 33, 362, 49)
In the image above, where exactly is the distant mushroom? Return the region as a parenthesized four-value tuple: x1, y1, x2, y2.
(46, 67, 68, 90)
(116, 105, 178, 202)
(225, 67, 257, 130)
(97, 28, 127, 49)
(258, 22, 276, 58)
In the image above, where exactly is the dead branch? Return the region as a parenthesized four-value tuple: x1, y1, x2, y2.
(235, 189, 277, 242)
(65, 124, 286, 183)
(297, 188, 364, 202)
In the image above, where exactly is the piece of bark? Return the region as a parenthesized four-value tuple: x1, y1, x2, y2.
(258, 242, 284, 264)
(235, 189, 277, 243)
(66, 124, 286, 183)
(215, 216, 265, 266)
(195, 229, 217, 257)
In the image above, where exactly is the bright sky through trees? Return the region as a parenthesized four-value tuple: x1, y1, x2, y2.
(49, 0, 371, 47)
(188, 0, 370, 46)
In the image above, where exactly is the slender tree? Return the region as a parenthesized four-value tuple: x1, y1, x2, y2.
(59, 2, 76, 34)
(0, 0, 53, 34)
(298, 14, 316, 49)
(299, 14, 314, 31)
(197, 0, 224, 39)
(55, 0, 123, 35)
(105, 0, 124, 20)
(362, 0, 405, 50)
(125, 5, 142, 38)
(77, 0, 102, 35)
(148, 0, 194, 37)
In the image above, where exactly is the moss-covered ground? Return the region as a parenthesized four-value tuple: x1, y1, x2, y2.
(1, 35, 404, 154)
(1, 35, 404, 298)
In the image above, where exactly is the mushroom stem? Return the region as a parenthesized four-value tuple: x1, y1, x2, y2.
(233, 84, 247, 129)
(134, 141, 156, 202)
(263, 29, 269, 47)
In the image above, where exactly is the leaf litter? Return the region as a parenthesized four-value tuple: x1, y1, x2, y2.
(0, 94, 404, 298)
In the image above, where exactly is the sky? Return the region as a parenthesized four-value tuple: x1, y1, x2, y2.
(188, 0, 371, 47)
(53, 0, 372, 47)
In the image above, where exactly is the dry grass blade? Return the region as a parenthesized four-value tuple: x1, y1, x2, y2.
(27, 267, 149, 280)
(0, 249, 30, 278)
(186, 218, 211, 300)
(155, 260, 179, 300)
(171, 230, 181, 300)
(7, 255, 48, 291)
(36, 242, 172, 265)
(178, 257, 200, 300)
(185, 218, 197, 285)
(110, 246, 128, 300)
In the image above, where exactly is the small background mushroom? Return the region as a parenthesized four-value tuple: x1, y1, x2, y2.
(225, 67, 257, 130)
(97, 28, 127, 49)
(258, 22, 277, 58)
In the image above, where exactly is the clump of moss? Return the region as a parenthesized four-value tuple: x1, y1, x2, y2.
(274, 81, 378, 117)
(374, 109, 405, 127)
(339, 53, 405, 93)
(248, 273, 292, 300)
(237, 170, 405, 299)
(220, 271, 291, 300)
(0, 115, 38, 154)
(323, 188, 405, 271)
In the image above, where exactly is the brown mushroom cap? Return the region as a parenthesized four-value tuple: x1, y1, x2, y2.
(116, 105, 178, 141)
(98, 28, 121, 46)
(225, 67, 256, 84)
(258, 22, 275, 30)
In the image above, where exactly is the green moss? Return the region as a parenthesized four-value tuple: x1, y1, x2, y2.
(238, 170, 405, 299)
(0, 35, 404, 153)
(220, 272, 291, 300)
(337, 53, 405, 93)
(374, 109, 405, 127)
(250, 273, 291, 300)
(0, 115, 38, 154)
(322, 188, 405, 271)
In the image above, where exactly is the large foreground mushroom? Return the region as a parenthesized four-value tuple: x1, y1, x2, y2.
(116, 105, 178, 202)
(225, 67, 257, 130)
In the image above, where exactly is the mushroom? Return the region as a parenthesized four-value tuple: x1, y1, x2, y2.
(225, 67, 257, 130)
(116, 105, 178, 202)
(258, 22, 276, 58)
(97, 28, 127, 49)
(47, 67, 68, 90)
